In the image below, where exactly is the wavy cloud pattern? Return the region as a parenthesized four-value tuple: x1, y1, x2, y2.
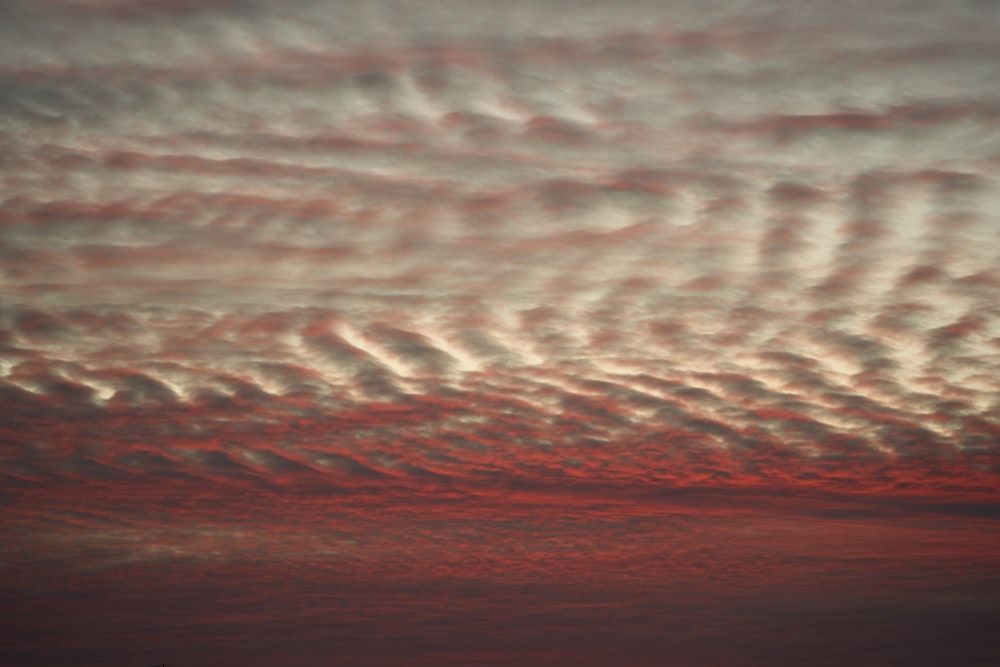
(2, 2, 999, 666)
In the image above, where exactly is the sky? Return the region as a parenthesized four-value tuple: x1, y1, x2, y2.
(1, 1, 1000, 666)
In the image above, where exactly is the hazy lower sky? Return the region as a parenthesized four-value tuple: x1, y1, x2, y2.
(2, 1, 999, 666)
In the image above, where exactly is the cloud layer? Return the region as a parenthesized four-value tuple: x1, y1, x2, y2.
(2, 1, 999, 666)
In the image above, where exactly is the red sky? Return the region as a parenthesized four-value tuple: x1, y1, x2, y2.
(2, 1, 999, 666)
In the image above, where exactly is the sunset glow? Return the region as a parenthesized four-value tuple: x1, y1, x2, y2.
(2, 1, 999, 666)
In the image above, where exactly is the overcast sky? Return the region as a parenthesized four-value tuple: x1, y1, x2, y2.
(2, 1, 1000, 666)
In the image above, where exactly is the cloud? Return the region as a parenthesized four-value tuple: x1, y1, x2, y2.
(2, 1, 999, 666)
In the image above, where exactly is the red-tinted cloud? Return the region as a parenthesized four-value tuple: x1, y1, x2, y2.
(2, 1, 1000, 666)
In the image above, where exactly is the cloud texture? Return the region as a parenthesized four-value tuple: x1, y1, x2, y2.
(2, 1, 999, 666)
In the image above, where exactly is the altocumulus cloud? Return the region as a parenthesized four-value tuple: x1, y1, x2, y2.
(1, 1, 999, 667)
